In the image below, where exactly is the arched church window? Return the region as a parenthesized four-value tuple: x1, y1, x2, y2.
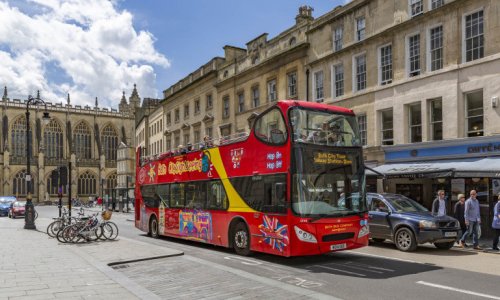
(44, 119, 63, 158)
(78, 171, 96, 196)
(102, 125, 118, 160)
(11, 116, 32, 157)
(74, 122, 92, 159)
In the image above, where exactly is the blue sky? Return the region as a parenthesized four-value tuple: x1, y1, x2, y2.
(0, 0, 345, 108)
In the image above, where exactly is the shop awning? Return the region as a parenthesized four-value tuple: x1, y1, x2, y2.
(367, 157, 500, 178)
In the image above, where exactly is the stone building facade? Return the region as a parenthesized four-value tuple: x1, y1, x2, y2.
(0, 86, 138, 203)
(139, 0, 500, 229)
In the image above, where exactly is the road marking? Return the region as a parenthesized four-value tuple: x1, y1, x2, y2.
(346, 251, 423, 264)
(313, 265, 366, 277)
(223, 255, 262, 266)
(417, 281, 500, 300)
(345, 262, 395, 272)
(342, 261, 384, 273)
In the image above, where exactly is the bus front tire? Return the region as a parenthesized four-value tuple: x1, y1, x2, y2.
(150, 217, 159, 239)
(233, 222, 251, 256)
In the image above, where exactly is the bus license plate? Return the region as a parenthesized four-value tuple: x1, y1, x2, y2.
(444, 232, 457, 237)
(330, 243, 347, 251)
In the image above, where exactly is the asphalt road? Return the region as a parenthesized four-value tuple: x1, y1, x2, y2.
(36, 206, 500, 300)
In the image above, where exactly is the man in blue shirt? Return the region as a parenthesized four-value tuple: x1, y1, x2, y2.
(459, 190, 482, 250)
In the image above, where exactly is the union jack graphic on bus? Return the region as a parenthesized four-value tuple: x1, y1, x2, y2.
(258, 215, 289, 252)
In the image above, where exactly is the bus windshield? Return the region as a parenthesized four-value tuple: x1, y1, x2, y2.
(292, 147, 367, 217)
(289, 108, 361, 146)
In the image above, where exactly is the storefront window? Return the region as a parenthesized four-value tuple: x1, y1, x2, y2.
(464, 178, 489, 204)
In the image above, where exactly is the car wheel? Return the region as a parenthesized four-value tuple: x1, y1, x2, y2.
(233, 222, 251, 256)
(395, 227, 417, 252)
(434, 241, 455, 250)
(150, 217, 159, 239)
(371, 238, 386, 243)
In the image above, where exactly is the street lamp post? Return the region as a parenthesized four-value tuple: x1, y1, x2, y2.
(25, 91, 50, 230)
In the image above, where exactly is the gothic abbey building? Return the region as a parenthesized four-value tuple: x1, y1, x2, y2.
(0, 85, 138, 202)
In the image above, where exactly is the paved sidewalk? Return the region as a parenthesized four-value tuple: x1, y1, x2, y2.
(0, 216, 183, 300)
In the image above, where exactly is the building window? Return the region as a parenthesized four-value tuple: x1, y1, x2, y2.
(223, 96, 230, 118)
(11, 116, 32, 158)
(194, 130, 200, 144)
(47, 169, 67, 195)
(408, 34, 421, 77)
(334, 27, 343, 51)
(106, 173, 117, 194)
(379, 44, 393, 85)
(466, 90, 483, 137)
(431, 0, 444, 9)
(184, 104, 189, 119)
(267, 79, 277, 102)
(205, 126, 213, 138)
(166, 112, 171, 126)
(410, 0, 423, 17)
(408, 103, 422, 143)
(287, 72, 297, 98)
(356, 17, 365, 41)
(238, 92, 245, 113)
(74, 121, 92, 159)
(174, 109, 180, 122)
(357, 114, 367, 146)
(194, 99, 200, 114)
(78, 171, 96, 196)
(102, 125, 118, 160)
(429, 98, 443, 140)
(206, 94, 213, 109)
(429, 25, 443, 71)
(381, 109, 394, 145)
(13, 169, 30, 196)
(252, 86, 260, 108)
(355, 54, 367, 91)
(314, 71, 324, 101)
(464, 10, 484, 62)
(166, 140, 171, 151)
(174, 135, 180, 148)
(333, 64, 344, 97)
(44, 119, 64, 159)
(184, 133, 190, 145)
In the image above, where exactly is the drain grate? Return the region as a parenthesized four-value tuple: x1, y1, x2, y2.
(111, 264, 130, 269)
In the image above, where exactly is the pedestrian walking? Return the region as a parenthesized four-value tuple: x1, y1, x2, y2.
(491, 194, 500, 251)
(432, 190, 448, 216)
(454, 193, 467, 245)
(459, 190, 482, 250)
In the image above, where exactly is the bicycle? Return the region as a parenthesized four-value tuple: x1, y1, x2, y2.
(57, 213, 103, 243)
(49, 207, 86, 240)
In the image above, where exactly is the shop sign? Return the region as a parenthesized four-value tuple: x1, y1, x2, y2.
(467, 143, 500, 154)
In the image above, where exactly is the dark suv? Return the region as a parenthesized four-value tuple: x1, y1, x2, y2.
(367, 193, 460, 252)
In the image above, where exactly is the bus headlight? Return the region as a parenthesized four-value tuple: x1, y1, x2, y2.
(294, 226, 317, 243)
(358, 225, 369, 238)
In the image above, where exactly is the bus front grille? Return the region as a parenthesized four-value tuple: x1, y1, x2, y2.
(322, 232, 355, 242)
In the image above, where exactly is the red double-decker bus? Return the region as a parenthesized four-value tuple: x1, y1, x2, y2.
(135, 100, 369, 256)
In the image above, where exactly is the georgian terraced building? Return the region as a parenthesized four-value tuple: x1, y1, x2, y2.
(139, 0, 500, 232)
(0, 86, 138, 202)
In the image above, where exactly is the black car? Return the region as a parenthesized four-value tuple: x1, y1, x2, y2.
(367, 193, 461, 252)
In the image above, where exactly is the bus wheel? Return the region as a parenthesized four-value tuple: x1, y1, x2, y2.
(233, 222, 251, 256)
(150, 217, 159, 239)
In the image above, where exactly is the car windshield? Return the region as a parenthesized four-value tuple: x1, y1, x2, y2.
(289, 108, 361, 146)
(384, 195, 428, 213)
(292, 147, 367, 217)
(0, 198, 16, 204)
(14, 201, 26, 207)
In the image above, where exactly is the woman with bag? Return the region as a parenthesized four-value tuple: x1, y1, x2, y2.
(492, 194, 500, 251)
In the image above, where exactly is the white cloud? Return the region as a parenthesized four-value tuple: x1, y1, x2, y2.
(0, 0, 169, 108)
